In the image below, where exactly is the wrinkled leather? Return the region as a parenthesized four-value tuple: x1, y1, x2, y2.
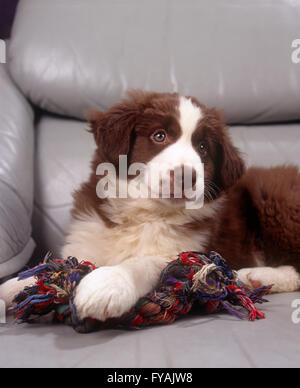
(0, 65, 35, 278)
(8, 0, 300, 124)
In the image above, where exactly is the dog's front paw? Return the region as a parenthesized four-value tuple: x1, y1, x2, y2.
(237, 268, 264, 290)
(73, 266, 137, 321)
(237, 266, 300, 293)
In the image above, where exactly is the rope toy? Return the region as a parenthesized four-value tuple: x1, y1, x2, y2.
(13, 251, 272, 333)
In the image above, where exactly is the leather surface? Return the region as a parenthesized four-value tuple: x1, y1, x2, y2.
(9, 0, 300, 124)
(1, 292, 300, 367)
(0, 65, 35, 277)
(32, 115, 300, 257)
(33, 115, 96, 257)
(229, 123, 300, 168)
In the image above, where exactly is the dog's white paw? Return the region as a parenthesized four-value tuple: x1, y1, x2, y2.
(73, 266, 137, 321)
(237, 266, 300, 293)
(237, 268, 263, 290)
(0, 277, 35, 309)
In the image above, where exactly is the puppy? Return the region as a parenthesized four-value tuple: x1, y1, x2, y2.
(1, 90, 300, 321)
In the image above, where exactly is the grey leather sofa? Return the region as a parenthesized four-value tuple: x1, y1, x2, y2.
(0, 0, 300, 368)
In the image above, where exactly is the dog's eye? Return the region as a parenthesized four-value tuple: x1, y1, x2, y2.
(199, 142, 207, 156)
(151, 130, 167, 143)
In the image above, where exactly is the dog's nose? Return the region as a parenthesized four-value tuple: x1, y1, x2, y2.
(170, 165, 197, 193)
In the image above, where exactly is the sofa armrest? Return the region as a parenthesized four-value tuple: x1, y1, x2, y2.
(0, 65, 35, 279)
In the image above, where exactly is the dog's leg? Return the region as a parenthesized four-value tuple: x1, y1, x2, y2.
(74, 256, 170, 321)
(0, 277, 35, 310)
(237, 266, 300, 293)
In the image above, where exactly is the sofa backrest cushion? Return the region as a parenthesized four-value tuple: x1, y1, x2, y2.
(8, 0, 300, 124)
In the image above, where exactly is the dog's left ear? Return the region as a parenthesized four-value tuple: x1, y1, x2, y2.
(219, 131, 245, 190)
(210, 109, 245, 190)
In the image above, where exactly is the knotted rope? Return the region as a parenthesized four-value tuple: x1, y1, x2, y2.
(13, 251, 272, 333)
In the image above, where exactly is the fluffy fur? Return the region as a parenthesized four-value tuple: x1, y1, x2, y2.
(1, 91, 300, 321)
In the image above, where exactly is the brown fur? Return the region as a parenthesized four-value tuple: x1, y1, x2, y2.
(208, 166, 300, 271)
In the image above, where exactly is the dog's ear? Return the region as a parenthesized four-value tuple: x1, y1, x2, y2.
(85, 109, 105, 144)
(208, 108, 245, 190)
(85, 104, 138, 165)
(219, 131, 245, 190)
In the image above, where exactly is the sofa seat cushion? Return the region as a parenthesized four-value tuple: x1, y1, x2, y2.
(1, 292, 300, 367)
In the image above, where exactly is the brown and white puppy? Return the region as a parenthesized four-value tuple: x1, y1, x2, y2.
(1, 90, 300, 321)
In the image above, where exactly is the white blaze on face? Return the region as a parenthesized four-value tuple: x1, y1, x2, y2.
(178, 96, 203, 145)
(143, 96, 204, 203)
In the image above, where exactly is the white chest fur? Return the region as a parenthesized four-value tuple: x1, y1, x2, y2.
(62, 198, 223, 267)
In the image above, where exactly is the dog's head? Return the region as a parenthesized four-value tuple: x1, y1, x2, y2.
(86, 90, 245, 207)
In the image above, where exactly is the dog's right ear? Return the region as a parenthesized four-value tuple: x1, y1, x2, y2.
(84, 104, 139, 166)
(84, 109, 105, 145)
